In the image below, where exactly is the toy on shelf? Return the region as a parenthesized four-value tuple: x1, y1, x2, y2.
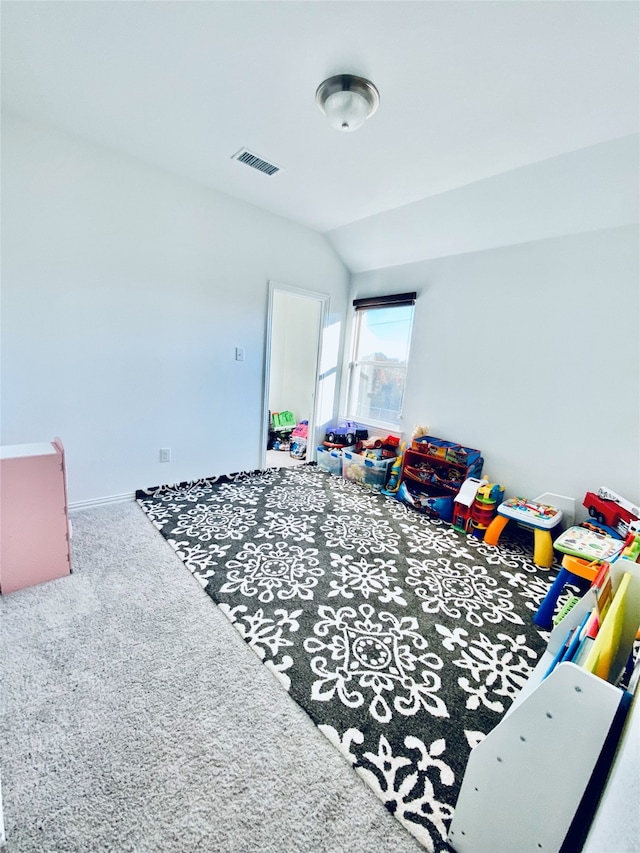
(484, 496, 563, 568)
(583, 487, 640, 538)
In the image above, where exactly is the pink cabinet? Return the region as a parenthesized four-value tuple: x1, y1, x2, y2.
(0, 437, 71, 594)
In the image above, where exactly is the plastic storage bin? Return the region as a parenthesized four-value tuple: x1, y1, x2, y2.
(397, 480, 455, 522)
(317, 446, 343, 476)
(342, 451, 394, 492)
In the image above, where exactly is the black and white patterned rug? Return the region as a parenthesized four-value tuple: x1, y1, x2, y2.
(136, 465, 553, 852)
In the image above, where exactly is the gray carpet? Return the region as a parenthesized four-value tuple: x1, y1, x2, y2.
(0, 502, 423, 853)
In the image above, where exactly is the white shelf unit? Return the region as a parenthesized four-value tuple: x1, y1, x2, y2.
(448, 558, 640, 853)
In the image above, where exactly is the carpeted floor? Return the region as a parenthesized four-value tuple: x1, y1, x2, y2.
(266, 449, 305, 468)
(0, 501, 425, 853)
(137, 465, 554, 852)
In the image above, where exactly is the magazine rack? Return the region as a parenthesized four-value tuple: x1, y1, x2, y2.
(448, 558, 640, 853)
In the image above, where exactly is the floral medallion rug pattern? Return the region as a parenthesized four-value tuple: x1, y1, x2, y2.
(136, 465, 553, 852)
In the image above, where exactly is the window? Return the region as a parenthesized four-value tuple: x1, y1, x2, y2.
(347, 293, 416, 428)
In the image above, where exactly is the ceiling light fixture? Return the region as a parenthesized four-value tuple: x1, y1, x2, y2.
(315, 74, 379, 132)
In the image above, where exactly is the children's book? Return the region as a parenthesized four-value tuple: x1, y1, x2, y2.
(583, 572, 631, 682)
(561, 612, 591, 664)
(592, 561, 613, 622)
(554, 526, 623, 561)
(572, 635, 596, 667)
(542, 626, 576, 680)
(624, 648, 640, 695)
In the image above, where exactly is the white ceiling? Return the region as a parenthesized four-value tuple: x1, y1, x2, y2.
(2, 1, 638, 234)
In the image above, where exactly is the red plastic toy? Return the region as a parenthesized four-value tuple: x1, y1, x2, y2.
(583, 487, 640, 538)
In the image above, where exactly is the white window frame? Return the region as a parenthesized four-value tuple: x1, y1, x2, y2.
(345, 294, 416, 432)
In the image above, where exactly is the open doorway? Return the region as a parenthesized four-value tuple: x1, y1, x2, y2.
(262, 282, 328, 469)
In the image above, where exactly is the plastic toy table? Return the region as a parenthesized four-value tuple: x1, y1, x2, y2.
(532, 526, 624, 629)
(532, 555, 600, 629)
(484, 497, 563, 568)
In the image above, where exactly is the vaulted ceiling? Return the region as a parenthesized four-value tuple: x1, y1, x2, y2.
(2, 1, 638, 242)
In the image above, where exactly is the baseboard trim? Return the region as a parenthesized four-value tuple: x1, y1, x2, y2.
(69, 492, 136, 511)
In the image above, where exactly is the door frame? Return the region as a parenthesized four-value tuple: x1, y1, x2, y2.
(262, 281, 329, 468)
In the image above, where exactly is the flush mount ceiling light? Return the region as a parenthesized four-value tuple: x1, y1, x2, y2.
(315, 74, 380, 132)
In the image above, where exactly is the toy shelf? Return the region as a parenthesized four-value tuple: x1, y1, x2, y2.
(448, 559, 640, 853)
(397, 437, 484, 521)
(401, 447, 479, 492)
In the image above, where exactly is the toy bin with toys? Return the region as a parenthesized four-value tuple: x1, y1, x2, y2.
(411, 435, 483, 473)
(342, 451, 395, 493)
(316, 446, 343, 476)
(397, 480, 455, 522)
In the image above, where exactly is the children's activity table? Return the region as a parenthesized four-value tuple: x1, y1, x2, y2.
(484, 497, 563, 568)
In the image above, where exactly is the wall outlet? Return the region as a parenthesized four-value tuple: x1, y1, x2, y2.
(235, 347, 245, 362)
(159, 448, 171, 463)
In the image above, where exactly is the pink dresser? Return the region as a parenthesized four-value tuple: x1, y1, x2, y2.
(0, 437, 71, 594)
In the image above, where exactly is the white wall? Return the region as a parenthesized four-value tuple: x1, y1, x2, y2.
(349, 224, 639, 512)
(328, 135, 639, 273)
(0, 112, 349, 504)
(4, 111, 637, 512)
(268, 291, 321, 424)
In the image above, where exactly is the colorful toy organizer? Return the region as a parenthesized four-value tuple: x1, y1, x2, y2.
(411, 435, 484, 478)
(399, 435, 484, 521)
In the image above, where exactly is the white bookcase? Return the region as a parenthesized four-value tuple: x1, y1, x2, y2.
(448, 558, 640, 853)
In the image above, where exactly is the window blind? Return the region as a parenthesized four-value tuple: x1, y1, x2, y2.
(353, 292, 416, 311)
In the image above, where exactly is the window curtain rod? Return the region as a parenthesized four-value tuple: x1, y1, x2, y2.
(353, 292, 416, 311)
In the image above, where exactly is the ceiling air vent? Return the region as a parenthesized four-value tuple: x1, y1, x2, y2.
(232, 148, 280, 176)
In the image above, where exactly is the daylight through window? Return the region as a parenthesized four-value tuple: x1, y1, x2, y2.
(347, 293, 416, 428)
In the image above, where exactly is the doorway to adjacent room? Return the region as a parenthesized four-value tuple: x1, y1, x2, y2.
(262, 282, 328, 469)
